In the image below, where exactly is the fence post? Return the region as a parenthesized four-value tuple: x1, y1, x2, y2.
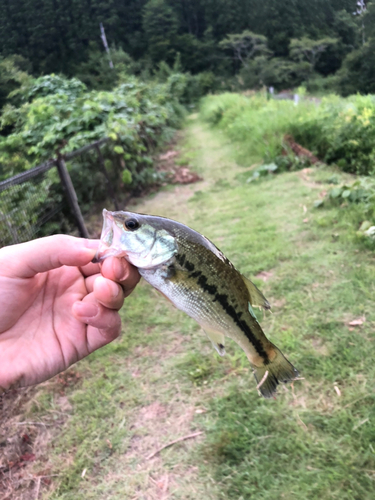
(95, 145, 119, 210)
(56, 156, 89, 238)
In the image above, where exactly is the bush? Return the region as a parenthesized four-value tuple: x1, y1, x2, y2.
(154, 59, 219, 105)
(305, 74, 338, 95)
(290, 95, 375, 176)
(0, 73, 186, 234)
(73, 44, 141, 91)
(25, 74, 86, 101)
(316, 176, 375, 248)
(200, 91, 375, 242)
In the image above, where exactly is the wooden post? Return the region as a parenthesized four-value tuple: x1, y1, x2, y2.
(56, 157, 89, 238)
(95, 145, 119, 210)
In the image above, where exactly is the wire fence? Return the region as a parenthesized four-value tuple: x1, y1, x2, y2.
(0, 138, 118, 248)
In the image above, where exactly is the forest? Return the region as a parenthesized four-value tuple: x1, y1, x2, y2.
(1, 0, 375, 103)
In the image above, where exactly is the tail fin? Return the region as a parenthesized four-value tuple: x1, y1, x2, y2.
(253, 347, 299, 398)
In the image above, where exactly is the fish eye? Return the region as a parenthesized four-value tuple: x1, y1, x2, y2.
(125, 219, 140, 231)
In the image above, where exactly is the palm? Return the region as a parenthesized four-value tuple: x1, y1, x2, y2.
(2, 266, 97, 387)
(0, 235, 140, 393)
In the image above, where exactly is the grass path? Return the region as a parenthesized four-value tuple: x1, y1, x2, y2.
(3, 116, 375, 500)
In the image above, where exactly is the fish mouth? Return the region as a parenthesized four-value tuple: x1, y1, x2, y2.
(92, 209, 127, 263)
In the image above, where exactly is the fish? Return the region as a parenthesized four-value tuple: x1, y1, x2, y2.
(94, 209, 299, 398)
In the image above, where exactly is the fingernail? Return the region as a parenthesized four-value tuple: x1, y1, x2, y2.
(74, 302, 98, 318)
(111, 283, 120, 298)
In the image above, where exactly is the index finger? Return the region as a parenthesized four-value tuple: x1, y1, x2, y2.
(0, 235, 98, 279)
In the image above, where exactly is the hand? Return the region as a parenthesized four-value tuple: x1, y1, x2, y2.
(0, 235, 140, 393)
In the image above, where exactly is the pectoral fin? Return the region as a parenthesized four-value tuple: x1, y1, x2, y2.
(241, 275, 271, 310)
(202, 327, 226, 356)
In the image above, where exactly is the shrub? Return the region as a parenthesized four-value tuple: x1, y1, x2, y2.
(290, 95, 375, 176)
(0, 74, 186, 234)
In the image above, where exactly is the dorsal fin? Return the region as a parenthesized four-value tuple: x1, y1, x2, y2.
(241, 274, 271, 310)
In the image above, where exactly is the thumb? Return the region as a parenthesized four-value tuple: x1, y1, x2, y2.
(0, 235, 98, 279)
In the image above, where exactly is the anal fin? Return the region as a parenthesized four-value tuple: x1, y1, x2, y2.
(202, 327, 226, 356)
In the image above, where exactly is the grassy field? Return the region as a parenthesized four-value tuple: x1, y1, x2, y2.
(2, 111, 375, 500)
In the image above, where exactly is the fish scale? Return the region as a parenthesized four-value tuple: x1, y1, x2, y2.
(94, 209, 299, 398)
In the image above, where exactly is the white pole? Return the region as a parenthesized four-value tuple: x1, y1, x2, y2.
(100, 23, 114, 69)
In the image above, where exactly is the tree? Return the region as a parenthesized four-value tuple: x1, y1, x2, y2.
(363, 1, 375, 40)
(290, 36, 339, 70)
(239, 56, 312, 90)
(142, 0, 178, 63)
(219, 30, 271, 67)
(333, 10, 358, 48)
(337, 38, 375, 95)
(0, 55, 32, 111)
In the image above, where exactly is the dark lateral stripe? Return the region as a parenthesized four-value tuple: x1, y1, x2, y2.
(177, 254, 269, 363)
(214, 291, 269, 363)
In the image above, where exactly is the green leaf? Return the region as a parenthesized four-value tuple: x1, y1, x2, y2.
(122, 169, 133, 184)
(114, 145, 124, 154)
(330, 187, 343, 199)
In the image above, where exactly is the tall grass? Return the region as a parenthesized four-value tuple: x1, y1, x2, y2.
(200, 92, 375, 176)
(200, 92, 316, 163)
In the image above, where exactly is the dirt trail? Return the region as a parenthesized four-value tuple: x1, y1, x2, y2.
(0, 123, 220, 500)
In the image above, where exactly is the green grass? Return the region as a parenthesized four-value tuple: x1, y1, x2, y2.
(17, 110, 375, 500)
(182, 119, 375, 500)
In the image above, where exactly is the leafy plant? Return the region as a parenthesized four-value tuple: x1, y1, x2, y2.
(247, 163, 278, 182)
(0, 73, 187, 236)
(328, 177, 375, 205)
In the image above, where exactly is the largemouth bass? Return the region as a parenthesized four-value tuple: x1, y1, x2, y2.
(94, 209, 299, 398)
